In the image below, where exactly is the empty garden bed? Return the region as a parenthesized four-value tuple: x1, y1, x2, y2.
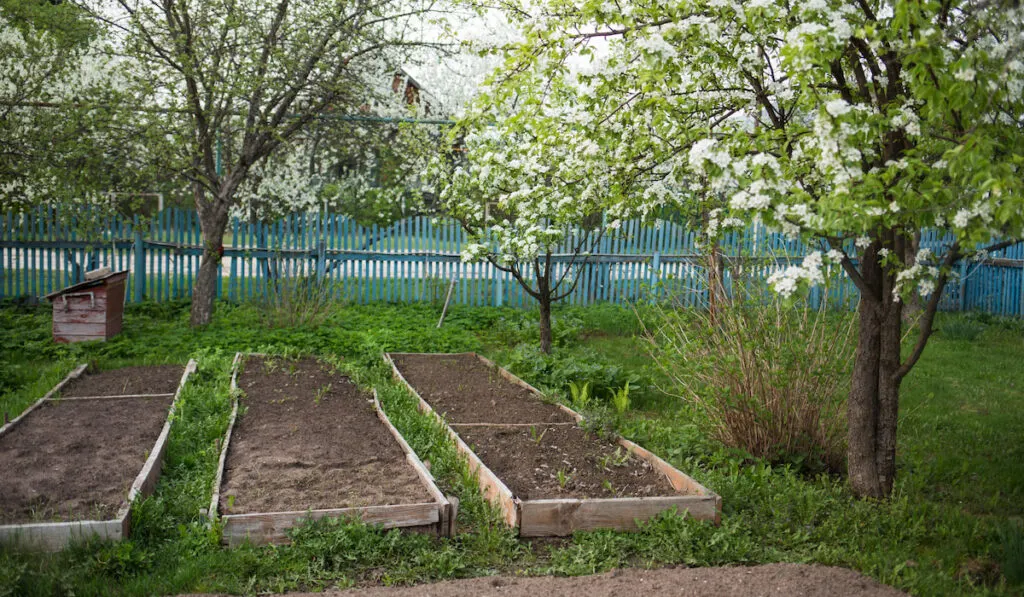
(210, 353, 453, 546)
(0, 361, 195, 550)
(387, 352, 720, 536)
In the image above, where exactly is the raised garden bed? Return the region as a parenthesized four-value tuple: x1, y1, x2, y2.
(0, 361, 196, 551)
(210, 353, 454, 546)
(386, 352, 720, 537)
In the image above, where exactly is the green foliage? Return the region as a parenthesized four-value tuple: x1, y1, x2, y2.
(644, 289, 854, 475)
(568, 381, 591, 410)
(999, 522, 1024, 587)
(254, 261, 343, 329)
(0, 304, 1020, 596)
(609, 382, 631, 415)
(499, 343, 643, 405)
(938, 315, 986, 342)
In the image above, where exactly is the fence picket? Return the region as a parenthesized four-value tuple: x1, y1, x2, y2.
(1, 207, 1022, 316)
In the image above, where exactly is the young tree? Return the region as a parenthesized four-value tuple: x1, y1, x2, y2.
(79, 0, 447, 326)
(432, 73, 660, 353)
(488, 0, 1024, 496)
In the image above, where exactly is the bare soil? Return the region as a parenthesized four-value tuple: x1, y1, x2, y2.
(189, 564, 906, 597)
(457, 424, 672, 499)
(61, 364, 183, 397)
(219, 356, 430, 515)
(0, 365, 181, 524)
(390, 354, 576, 425)
(391, 353, 680, 499)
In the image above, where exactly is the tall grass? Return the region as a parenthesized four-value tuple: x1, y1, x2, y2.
(254, 255, 342, 328)
(643, 280, 855, 474)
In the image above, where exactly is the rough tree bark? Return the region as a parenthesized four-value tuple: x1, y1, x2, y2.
(845, 234, 909, 499)
(535, 261, 553, 354)
(190, 187, 231, 327)
(537, 296, 553, 354)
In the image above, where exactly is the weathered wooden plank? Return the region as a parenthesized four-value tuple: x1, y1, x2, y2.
(519, 495, 720, 537)
(52, 309, 108, 324)
(52, 322, 107, 336)
(222, 502, 441, 546)
(209, 352, 245, 521)
(0, 364, 88, 439)
(50, 393, 175, 402)
(52, 296, 110, 314)
(371, 390, 452, 537)
(384, 353, 519, 529)
(449, 422, 578, 428)
(0, 519, 124, 552)
(125, 360, 197, 505)
(617, 437, 713, 497)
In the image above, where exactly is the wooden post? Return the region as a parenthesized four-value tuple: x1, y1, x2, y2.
(316, 239, 326, 279)
(437, 274, 457, 328)
(649, 251, 660, 301)
(133, 218, 145, 303)
(494, 266, 503, 308)
(959, 259, 968, 312)
(1019, 261, 1024, 317)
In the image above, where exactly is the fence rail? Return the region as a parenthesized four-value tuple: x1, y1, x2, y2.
(2, 207, 1023, 316)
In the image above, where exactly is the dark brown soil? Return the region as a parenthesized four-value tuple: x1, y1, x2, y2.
(219, 356, 431, 515)
(0, 393, 175, 523)
(391, 353, 680, 499)
(193, 564, 906, 597)
(390, 354, 576, 425)
(61, 364, 183, 397)
(457, 424, 674, 499)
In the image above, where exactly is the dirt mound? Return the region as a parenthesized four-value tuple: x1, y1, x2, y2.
(223, 564, 905, 597)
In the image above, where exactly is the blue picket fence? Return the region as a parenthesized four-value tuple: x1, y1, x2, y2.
(1, 207, 1023, 316)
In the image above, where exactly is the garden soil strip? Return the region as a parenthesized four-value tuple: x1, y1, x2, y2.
(387, 352, 720, 536)
(387, 353, 578, 425)
(0, 361, 196, 551)
(59, 364, 185, 397)
(255, 564, 908, 597)
(211, 353, 452, 546)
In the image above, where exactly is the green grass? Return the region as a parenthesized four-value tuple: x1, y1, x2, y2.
(0, 300, 1021, 595)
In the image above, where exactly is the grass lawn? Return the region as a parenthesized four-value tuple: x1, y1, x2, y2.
(0, 300, 1021, 596)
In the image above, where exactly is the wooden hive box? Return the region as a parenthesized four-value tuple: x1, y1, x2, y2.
(45, 269, 128, 343)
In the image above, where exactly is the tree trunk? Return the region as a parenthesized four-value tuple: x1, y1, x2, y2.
(847, 243, 904, 499)
(538, 295, 553, 354)
(190, 193, 229, 327)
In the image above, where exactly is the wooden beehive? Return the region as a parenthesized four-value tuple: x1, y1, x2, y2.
(45, 270, 129, 343)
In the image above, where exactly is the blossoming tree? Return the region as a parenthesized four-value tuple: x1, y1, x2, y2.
(0, 2, 144, 212)
(488, 0, 1024, 496)
(432, 72, 662, 353)
(75, 0, 451, 326)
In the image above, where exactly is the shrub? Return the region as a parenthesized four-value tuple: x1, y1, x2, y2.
(938, 315, 986, 341)
(253, 255, 342, 328)
(643, 281, 854, 474)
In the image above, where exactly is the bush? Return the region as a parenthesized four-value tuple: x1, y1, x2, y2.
(643, 284, 854, 474)
(938, 316, 986, 341)
(253, 256, 342, 328)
